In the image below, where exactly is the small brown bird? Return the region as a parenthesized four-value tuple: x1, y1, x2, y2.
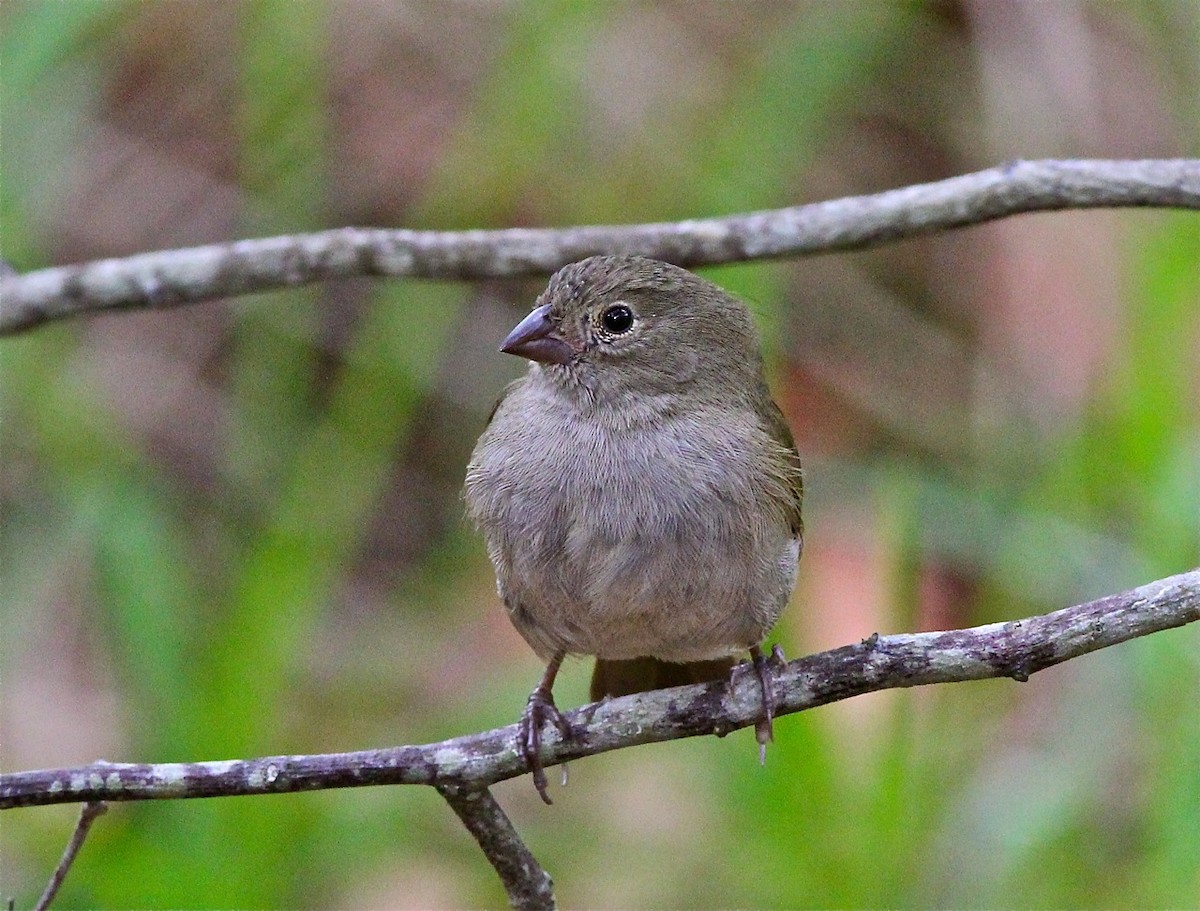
(464, 255, 803, 802)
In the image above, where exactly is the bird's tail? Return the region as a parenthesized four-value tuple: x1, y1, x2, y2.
(590, 656, 737, 701)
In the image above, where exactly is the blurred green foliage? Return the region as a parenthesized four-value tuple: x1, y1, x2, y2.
(2, 1, 1198, 908)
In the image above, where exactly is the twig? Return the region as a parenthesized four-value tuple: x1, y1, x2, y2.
(32, 801, 107, 911)
(3, 568, 1196, 811)
(1, 158, 1196, 334)
(438, 785, 556, 911)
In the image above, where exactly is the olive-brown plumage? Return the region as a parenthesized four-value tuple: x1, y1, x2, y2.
(465, 255, 803, 802)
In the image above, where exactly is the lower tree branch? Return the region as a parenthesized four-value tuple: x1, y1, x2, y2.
(438, 785, 556, 911)
(5, 570, 1198, 906)
(3, 569, 1196, 812)
(1, 158, 1196, 334)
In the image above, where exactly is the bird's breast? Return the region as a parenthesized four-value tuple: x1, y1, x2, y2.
(465, 393, 797, 661)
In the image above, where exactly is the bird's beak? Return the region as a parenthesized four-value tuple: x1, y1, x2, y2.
(500, 304, 575, 365)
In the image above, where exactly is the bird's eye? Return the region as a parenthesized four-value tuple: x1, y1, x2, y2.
(600, 304, 634, 335)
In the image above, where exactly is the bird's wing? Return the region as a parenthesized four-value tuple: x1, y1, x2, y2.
(761, 389, 804, 540)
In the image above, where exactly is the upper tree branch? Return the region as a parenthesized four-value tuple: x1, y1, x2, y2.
(2, 158, 1197, 335)
(3, 568, 1197, 811)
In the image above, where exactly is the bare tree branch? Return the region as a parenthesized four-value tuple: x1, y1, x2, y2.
(32, 801, 107, 911)
(5, 570, 1197, 905)
(438, 785, 557, 911)
(1, 158, 1196, 335)
(6, 159, 1196, 904)
(3, 568, 1196, 812)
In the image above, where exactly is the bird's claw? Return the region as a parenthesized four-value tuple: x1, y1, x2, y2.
(517, 684, 572, 804)
(751, 644, 787, 761)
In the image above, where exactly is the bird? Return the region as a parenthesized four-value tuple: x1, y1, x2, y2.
(464, 254, 803, 803)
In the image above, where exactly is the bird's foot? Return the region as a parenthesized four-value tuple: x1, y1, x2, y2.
(750, 644, 787, 763)
(517, 682, 573, 805)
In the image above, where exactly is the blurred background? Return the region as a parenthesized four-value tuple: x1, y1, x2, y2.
(2, 1, 1198, 907)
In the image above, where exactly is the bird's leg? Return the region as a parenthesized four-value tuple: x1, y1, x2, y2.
(517, 650, 572, 804)
(750, 644, 786, 763)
